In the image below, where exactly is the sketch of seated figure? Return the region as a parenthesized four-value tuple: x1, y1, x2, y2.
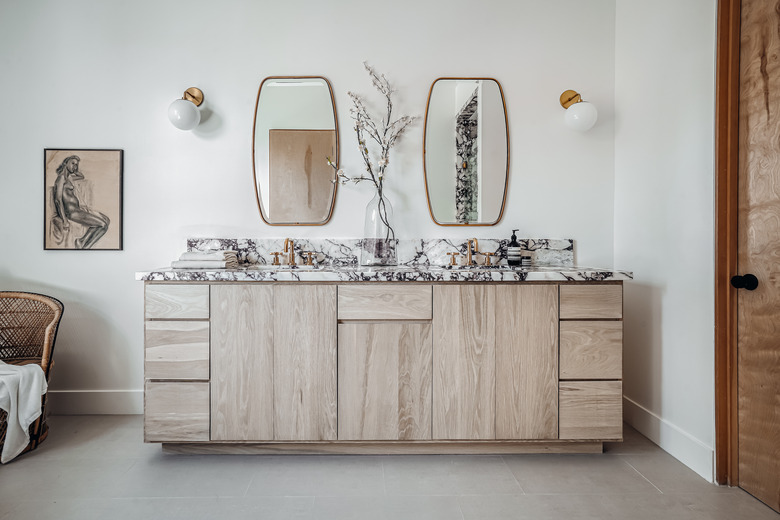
(49, 155, 110, 249)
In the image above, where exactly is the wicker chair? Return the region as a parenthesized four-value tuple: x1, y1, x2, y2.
(0, 292, 64, 457)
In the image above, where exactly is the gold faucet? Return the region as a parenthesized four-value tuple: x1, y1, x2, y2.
(283, 238, 296, 266)
(466, 238, 479, 265)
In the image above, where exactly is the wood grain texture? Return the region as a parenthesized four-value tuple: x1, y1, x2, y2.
(337, 284, 433, 320)
(433, 285, 495, 440)
(737, 0, 780, 510)
(559, 381, 622, 440)
(162, 441, 603, 455)
(560, 321, 623, 380)
(268, 129, 336, 223)
(495, 285, 559, 440)
(714, 0, 741, 486)
(559, 285, 622, 319)
(145, 284, 209, 320)
(210, 285, 274, 441)
(274, 285, 337, 441)
(338, 322, 432, 440)
(144, 381, 210, 442)
(144, 321, 209, 380)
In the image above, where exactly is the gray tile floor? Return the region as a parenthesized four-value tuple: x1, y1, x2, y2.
(1, 416, 777, 519)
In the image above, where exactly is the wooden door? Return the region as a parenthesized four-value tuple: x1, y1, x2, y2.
(495, 285, 559, 440)
(736, 0, 780, 511)
(432, 285, 496, 440)
(274, 285, 337, 441)
(210, 285, 274, 441)
(338, 322, 432, 440)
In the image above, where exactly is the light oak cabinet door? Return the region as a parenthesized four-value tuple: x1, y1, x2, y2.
(495, 285, 559, 440)
(338, 322, 432, 440)
(210, 285, 275, 441)
(433, 285, 496, 440)
(274, 285, 338, 441)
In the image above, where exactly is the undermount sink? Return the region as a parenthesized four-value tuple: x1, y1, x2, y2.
(250, 264, 317, 270)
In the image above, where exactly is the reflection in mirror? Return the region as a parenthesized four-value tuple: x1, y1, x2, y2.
(253, 77, 338, 225)
(423, 78, 508, 226)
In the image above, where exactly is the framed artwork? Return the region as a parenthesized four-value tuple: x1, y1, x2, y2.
(44, 149, 123, 250)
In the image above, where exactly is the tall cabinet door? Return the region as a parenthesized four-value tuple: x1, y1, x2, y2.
(274, 285, 337, 441)
(210, 285, 274, 441)
(338, 322, 432, 440)
(433, 285, 496, 440)
(495, 285, 559, 440)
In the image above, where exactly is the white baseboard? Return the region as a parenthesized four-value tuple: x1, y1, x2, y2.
(623, 396, 714, 482)
(48, 390, 143, 415)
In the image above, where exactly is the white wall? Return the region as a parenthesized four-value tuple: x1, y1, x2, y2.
(614, 0, 717, 481)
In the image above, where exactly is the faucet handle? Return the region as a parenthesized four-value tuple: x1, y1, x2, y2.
(483, 252, 496, 266)
(304, 252, 315, 266)
(270, 252, 282, 266)
(446, 252, 460, 266)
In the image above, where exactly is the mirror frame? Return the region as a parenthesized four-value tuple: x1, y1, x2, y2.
(251, 76, 340, 226)
(422, 77, 509, 226)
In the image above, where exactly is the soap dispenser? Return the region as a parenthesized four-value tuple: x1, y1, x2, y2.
(507, 229, 522, 266)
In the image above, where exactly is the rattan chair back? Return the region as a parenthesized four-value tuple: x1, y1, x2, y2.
(0, 291, 64, 458)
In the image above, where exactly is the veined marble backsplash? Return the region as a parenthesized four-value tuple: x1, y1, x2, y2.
(187, 238, 574, 268)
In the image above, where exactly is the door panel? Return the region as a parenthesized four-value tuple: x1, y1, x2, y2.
(737, 0, 780, 511)
(495, 285, 558, 440)
(210, 285, 274, 441)
(338, 322, 432, 440)
(432, 285, 496, 440)
(274, 285, 337, 441)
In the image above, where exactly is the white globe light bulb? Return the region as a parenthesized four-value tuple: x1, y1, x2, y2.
(168, 98, 201, 130)
(564, 101, 598, 132)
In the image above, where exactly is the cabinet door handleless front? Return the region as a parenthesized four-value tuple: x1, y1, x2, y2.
(495, 285, 559, 440)
(210, 285, 274, 441)
(274, 285, 338, 441)
(433, 285, 496, 440)
(338, 322, 432, 440)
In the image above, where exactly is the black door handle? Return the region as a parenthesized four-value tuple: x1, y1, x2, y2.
(730, 274, 759, 290)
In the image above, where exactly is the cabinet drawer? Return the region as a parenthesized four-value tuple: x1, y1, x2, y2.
(560, 285, 622, 319)
(145, 321, 210, 380)
(559, 381, 622, 440)
(560, 321, 622, 380)
(144, 381, 210, 442)
(338, 285, 432, 320)
(145, 284, 209, 319)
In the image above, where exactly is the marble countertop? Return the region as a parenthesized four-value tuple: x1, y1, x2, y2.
(136, 265, 633, 283)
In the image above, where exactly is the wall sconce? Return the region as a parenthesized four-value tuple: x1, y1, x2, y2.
(168, 87, 204, 130)
(560, 90, 598, 131)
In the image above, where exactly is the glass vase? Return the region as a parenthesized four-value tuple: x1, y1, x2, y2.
(361, 190, 397, 266)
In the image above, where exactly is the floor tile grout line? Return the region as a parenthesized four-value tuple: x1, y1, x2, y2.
(622, 458, 664, 494)
(500, 455, 527, 495)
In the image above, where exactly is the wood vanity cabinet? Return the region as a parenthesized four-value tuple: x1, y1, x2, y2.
(143, 280, 623, 450)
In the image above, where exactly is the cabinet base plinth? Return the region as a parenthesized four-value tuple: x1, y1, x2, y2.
(160, 441, 606, 455)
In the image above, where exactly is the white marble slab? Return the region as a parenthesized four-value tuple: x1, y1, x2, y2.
(136, 265, 633, 283)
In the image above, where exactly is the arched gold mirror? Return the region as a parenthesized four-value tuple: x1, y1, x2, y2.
(252, 76, 339, 225)
(423, 78, 508, 226)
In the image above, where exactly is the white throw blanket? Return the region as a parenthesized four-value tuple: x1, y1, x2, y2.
(0, 361, 47, 463)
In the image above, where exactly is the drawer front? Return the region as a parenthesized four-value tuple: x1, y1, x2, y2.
(145, 284, 209, 320)
(560, 321, 622, 380)
(560, 285, 622, 319)
(338, 285, 432, 320)
(145, 321, 210, 380)
(559, 381, 622, 440)
(144, 381, 210, 442)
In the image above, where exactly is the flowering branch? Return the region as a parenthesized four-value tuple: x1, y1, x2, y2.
(329, 62, 417, 192)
